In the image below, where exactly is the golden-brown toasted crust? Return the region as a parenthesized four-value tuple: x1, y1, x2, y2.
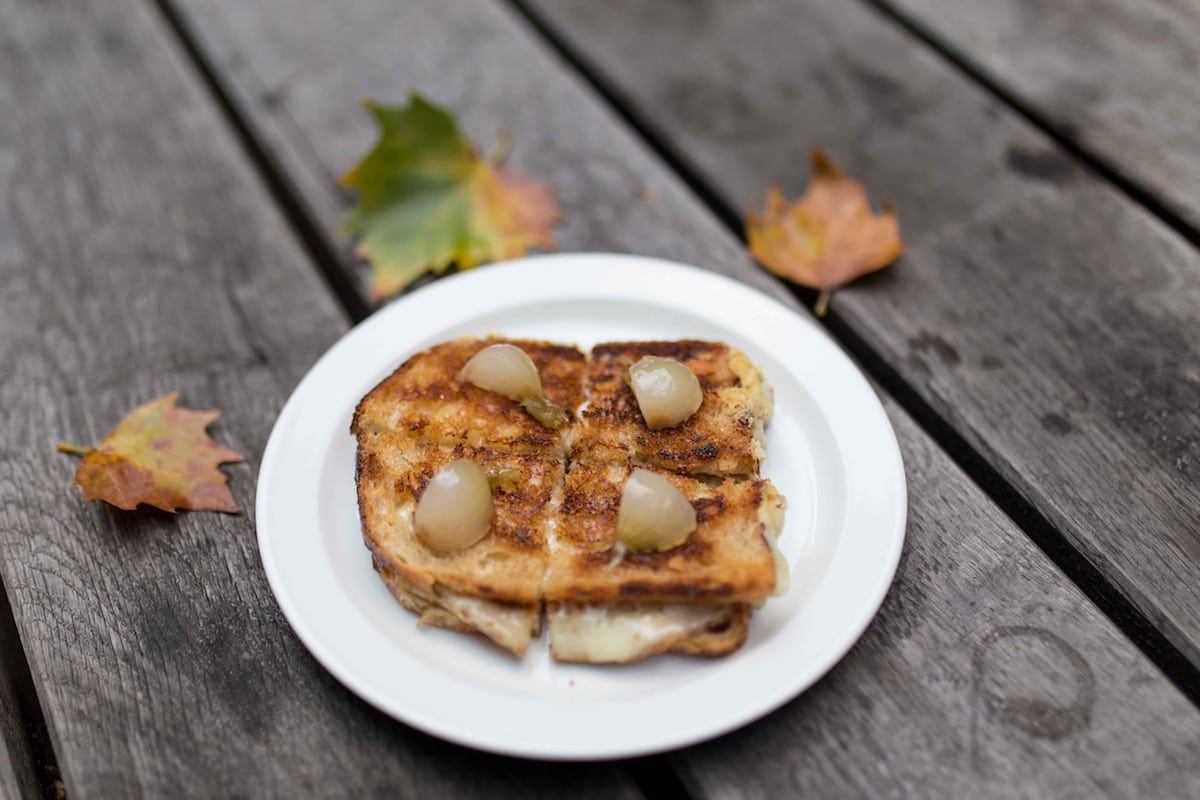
(572, 341, 771, 475)
(351, 336, 586, 456)
(543, 461, 780, 604)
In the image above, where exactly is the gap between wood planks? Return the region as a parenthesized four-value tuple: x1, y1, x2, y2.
(140, 0, 1200, 783)
(0, 580, 66, 800)
(150, 0, 370, 325)
(859, 0, 1200, 251)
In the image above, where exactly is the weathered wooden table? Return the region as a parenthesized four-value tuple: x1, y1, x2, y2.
(2, 0, 1199, 796)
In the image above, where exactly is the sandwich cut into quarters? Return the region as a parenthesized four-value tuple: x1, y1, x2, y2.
(547, 339, 785, 663)
(352, 336, 786, 662)
(544, 459, 786, 662)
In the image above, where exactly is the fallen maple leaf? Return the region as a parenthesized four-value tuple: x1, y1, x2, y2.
(57, 393, 244, 513)
(339, 94, 560, 300)
(746, 150, 902, 316)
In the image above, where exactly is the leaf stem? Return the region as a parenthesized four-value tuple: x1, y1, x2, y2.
(56, 441, 94, 456)
(488, 126, 513, 165)
(814, 288, 832, 317)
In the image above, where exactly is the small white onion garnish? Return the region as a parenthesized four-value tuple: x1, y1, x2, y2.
(459, 344, 565, 428)
(460, 344, 542, 400)
(627, 356, 702, 430)
(414, 460, 493, 554)
(616, 469, 697, 552)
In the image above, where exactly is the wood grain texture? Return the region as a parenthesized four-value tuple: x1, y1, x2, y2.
(162, 0, 1200, 794)
(521, 0, 1200, 666)
(0, 0, 642, 796)
(882, 0, 1200, 232)
(0, 627, 38, 800)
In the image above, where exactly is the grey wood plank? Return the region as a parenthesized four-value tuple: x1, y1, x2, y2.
(0, 722, 24, 800)
(161, 0, 1200, 794)
(520, 0, 1200, 668)
(0, 635, 39, 800)
(882, 0, 1200, 233)
(0, 0, 644, 796)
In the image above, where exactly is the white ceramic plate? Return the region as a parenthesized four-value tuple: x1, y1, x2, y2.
(257, 253, 906, 760)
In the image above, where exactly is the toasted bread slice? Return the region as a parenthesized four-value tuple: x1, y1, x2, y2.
(355, 434, 561, 604)
(356, 428, 562, 654)
(357, 431, 561, 605)
(352, 337, 586, 456)
(572, 340, 772, 476)
(543, 461, 785, 605)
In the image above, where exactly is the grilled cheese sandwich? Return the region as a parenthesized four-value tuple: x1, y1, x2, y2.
(352, 336, 785, 662)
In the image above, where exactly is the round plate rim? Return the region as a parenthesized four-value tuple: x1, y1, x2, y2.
(256, 253, 907, 760)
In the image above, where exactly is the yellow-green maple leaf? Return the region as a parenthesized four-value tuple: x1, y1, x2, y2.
(340, 94, 560, 300)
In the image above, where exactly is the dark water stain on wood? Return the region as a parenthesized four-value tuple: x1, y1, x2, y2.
(1081, 321, 1200, 484)
(908, 331, 961, 367)
(1005, 144, 1078, 184)
(99, 27, 132, 58)
(973, 626, 1096, 739)
(260, 86, 286, 110)
(1040, 412, 1074, 436)
(847, 63, 917, 125)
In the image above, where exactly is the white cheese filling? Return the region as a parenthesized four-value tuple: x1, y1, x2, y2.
(548, 603, 729, 663)
(437, 590, 537, 655)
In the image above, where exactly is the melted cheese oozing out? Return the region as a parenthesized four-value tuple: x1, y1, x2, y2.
(548, 604, 728, 663)
(750, 418, 768, 466)
(438, 591, 536, 655)
(759, 484, 790, 597)
(767, 534, 789, 597)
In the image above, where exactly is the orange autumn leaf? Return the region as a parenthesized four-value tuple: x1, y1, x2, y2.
(58, 393, 244, 513)
(746, 150, 902, 315)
